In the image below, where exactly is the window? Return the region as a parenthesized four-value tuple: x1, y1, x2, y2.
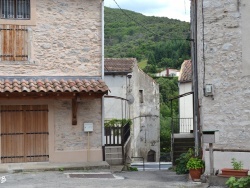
(0, 25, 28, 61)
(1, 0, 30, 19)
(139, 90, 144, 103)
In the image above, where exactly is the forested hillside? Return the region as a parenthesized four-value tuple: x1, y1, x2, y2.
(104, 7, 191, 70)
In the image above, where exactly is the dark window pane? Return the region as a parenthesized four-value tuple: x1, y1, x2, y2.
(1, 0, 30, 19)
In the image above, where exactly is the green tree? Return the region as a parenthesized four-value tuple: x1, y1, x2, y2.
(147, 52, 156, 65)
(156, 77, 179, 153)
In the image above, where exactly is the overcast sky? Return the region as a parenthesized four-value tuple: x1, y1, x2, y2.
(104, 0, 190, 22)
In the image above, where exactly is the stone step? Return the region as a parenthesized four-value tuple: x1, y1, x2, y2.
(105, 152, 122, 155)
(106, 158, 123, 165)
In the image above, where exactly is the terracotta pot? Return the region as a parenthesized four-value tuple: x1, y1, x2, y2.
(189, 168, 202, 180)
(220, 168, 249, 177)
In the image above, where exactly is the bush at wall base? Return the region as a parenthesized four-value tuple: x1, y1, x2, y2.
(226, 176, 250, 188)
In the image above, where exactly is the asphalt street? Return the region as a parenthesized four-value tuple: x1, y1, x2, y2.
(0, 170, 225, 188)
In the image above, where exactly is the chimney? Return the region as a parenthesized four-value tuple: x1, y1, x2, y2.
(166, 67, 169, 77)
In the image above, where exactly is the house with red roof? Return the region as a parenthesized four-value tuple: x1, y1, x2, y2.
(104, 58, 160, 164)
(0, 0, 108, 164)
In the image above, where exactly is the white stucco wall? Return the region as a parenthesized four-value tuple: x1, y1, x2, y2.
(193, 0, 250, 174)
(104, 64, 160, 162)
(104, 75, 128, 120)
(179, 82, 193, 133)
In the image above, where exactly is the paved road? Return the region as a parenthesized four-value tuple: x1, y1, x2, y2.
(0, 170, 225, 188)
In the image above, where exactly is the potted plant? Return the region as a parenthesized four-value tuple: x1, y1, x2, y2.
(220, 158, 249, 177)
(186, 157, 205, 180)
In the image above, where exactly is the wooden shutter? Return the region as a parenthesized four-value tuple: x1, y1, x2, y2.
(0, 25, 28, 61)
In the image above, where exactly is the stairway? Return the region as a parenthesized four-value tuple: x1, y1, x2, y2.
(173, 134, 195, 165)
(105, 146, 123, 165)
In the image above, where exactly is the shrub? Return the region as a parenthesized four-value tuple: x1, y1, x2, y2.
(226, 176, 250, 188)
(175, 148, 194, 174)
(231, 158, 243, 170)
(186, 157, 204, 170)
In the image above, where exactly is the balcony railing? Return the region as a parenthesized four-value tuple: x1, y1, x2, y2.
(172, 118, 193, 133)
(104, 121, 131, 146)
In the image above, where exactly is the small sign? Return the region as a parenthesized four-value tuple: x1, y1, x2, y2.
(84, 123, 93, 132)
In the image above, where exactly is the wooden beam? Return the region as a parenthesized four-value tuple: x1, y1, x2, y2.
(72, 96, 77, 125)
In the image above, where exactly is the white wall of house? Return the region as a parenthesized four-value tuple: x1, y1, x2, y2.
(130, 65, 160, 161)
(179, 82, 193, 133)
(193, 0, 250, 174)
(104, 75, 128, 120)
(155, 69, 180, 77)
(104, 65, 160, 162)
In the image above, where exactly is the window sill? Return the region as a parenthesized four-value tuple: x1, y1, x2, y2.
(0, 61, 36, 65)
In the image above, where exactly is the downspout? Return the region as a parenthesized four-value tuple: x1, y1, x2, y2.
(192, 0, 200, 156)
(101, 0, 104, 80)
(101, 0, 105, 148)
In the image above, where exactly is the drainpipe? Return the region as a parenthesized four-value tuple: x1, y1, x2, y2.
(101, 0, 104, 80)
(192, 0, 200, 156)
(101, 0, 105, 148)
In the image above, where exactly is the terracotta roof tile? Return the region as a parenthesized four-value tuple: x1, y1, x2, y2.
(0, 79, 109, 94)
(179, 60, 192, 83)
(104, 58, 136, 73)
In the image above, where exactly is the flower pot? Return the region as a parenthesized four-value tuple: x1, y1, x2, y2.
(189, 168, 202, 180)
(220, 168, 249, 177)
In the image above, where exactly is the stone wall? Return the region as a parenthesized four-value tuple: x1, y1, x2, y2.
(54, 98, 102, 151)
(195, 0, 250, 172)
(130, 65, 160, 161)
(0, 0, 102, 76)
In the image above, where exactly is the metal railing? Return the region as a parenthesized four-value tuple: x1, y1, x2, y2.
(131, 157, 145, 171)
(172, 118, 193, 133)
(104, 121, 131, 146)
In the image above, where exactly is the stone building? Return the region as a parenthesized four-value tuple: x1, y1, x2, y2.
(0, 0, 108, 164)
(191, 0, 250, 174)
(104, 58, 160, 162)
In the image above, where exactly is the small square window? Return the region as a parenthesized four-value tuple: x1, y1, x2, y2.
(139, 90, 144, 103)
(1, 0, 30, 20)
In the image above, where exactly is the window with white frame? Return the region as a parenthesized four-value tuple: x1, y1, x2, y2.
(1, 0, 30, 19)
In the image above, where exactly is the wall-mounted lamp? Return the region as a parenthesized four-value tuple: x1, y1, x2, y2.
(127, 73, 132, 79)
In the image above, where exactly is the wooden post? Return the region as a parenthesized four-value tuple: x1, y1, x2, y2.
(209, 143, 214, 175)
(72, 97, 77, 125)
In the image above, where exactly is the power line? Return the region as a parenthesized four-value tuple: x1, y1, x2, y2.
(112, 0, 189, 41)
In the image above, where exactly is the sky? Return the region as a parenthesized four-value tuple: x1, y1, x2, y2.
(104, 0, 190, 22)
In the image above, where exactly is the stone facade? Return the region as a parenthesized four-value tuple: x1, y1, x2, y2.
(0, 0, 105, 164)
(193, 0, 250, 172)
(54, 98, 102, 151)
(0, 0, 102, 76)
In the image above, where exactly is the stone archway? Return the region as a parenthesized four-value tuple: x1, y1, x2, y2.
(147, 150, 156, 162)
